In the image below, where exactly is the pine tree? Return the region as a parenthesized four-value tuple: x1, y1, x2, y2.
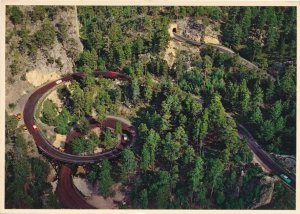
(98, 160, 112, 197)
(120, 149, 137, 182)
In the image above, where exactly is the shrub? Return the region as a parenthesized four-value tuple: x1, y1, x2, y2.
(9, 6, 23, 25)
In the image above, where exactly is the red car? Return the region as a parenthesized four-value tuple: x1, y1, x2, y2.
(106, 71, 119, 78)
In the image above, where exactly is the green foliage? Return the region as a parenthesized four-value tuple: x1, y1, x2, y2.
(140, 129, 160, 170)
(41, 99, 58, 125)
(115, 121, 122, 135)
(222, 7, 296, 63)
(34, 21, 56, 48)
(139, 189, 149, 208)
(76, 49, 98, 72)
(140, 146, 151, 171)
(238, 80, 251, 115)
(6, 158, 33, 208)
(237, 139, 253, 163)
(72, 137, 85, 154)
(252, 83, 264, 108)
(77, 116, 90, 134)
(8, 103, 16, 109)
(55, 107, 72, 134)
(30, 158, 49, 180)
(43, 193, 60, 208)
(120, 149, 137, 182)
(98, 159, 112, 197)
(208, 94, 226, 129)
(5, 112, 18, 144)
(71, 133, 98, 155)
(182, 145, 196, 165)
(144, 73, 154, 101)
(261, 181, 295, 209)
(5, 149, 52, 208)
(10, 59, 23, 76)
(9, 6, 23, 24)
(148, 171, 171, 208)
(161, 132, 181, 162)
(131, 78, 140, 102)
(10, 5, 293, 209)
(31, 6, 47, 22)
(216, 191, 225, 206)
(188, 157, 204, 193)
(193, 109, 208, 150)
(101, 129, 116, 148)
(208, 158, 224, 190)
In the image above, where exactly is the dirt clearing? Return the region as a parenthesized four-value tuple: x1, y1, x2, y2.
(87, 195, 116, 208)
(73, 177, 93, 197)
(86, 182, 125, 209)
(164, 40, 177, 67)
(47, 89, 63, 109)
(204, 36, 220, 44)
(26, 70, 60, 87)
(52, 134, 66, 148)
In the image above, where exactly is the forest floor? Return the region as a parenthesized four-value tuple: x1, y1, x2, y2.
(73, 178, 125, 209)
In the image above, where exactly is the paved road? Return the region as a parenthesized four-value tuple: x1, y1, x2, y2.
(173, 33, 275, 80)
(23, 71, 136, 208)
(56, 165, 95, 209)
(57, 117, 134, 209)
(237, 124, 295, 189)
(23, 71, 136, 164)
(175, 35, 295, 190)
(24, 69, 294, 209)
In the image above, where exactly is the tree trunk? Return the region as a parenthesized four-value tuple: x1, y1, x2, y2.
(210, 185, 214, 201)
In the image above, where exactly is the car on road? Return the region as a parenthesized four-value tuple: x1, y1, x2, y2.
(56, 80, 62, 84)
(33, 124, 37, 130)
(122, 133, 128, 141)
(280, 173, 292, 184)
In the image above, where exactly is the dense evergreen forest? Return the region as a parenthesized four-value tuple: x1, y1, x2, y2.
(75, 6, 296, 209)
(5, 114, 60, 208)
(5, 6, 296, 209)
(75, 6, 296, 155)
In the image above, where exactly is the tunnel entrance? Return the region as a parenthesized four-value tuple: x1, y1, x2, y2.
(172, 28, 177, 33)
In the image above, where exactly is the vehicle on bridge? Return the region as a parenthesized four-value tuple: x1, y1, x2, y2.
(280, 173, 292, 184)
(122, 133, 128, 141)
(106, 71, 119, 78)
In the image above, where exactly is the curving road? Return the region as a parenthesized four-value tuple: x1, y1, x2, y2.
(173, 33, 258, 70)
(56, 165, 95, 209)
(23, 62, 294, 208)
(23, 71, 136, 164)
(23, 71, 136, 208)
(173, 34, 295, 190)
(173, 33, 275, 81)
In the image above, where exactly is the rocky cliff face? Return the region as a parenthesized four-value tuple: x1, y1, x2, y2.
(6, 6, 83, 114)
(175, 17, 220, 44)
(251, 176, 277, 209)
